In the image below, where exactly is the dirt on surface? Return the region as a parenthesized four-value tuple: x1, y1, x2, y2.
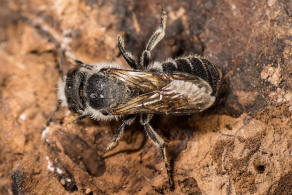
(0, 0, 291, 194)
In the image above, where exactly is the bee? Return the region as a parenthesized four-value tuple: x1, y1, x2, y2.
(48, 9, 221, 187)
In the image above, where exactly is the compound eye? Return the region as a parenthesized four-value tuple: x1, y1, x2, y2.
(101, 110, 109, 116)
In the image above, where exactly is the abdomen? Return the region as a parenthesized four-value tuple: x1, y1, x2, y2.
(150, 55, 222, 96)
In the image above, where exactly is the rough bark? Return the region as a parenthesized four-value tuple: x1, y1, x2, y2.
(0, 0, 291, 194)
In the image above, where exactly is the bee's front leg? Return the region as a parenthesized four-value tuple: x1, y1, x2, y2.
(45, 101, 62, 127)
(73, 114, 90, 123)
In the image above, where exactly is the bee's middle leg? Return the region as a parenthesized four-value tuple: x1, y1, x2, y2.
(103, 114, 136, 156)
(117, 34, 139, 69)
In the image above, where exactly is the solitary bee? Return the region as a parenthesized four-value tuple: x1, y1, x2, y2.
(50, 10, 221, 186)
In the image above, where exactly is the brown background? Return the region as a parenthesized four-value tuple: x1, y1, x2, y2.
(0, 0, 291, 194)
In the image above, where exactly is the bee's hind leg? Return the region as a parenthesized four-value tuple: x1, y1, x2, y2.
(140, 114, 173, 188)
(103, 114, 136, 156)
(141, 9, 167, 69)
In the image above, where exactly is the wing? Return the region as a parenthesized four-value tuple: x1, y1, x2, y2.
(102, 68, 171, 92)
(104, 69, 216, 115)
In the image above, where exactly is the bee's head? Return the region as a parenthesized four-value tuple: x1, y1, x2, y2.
(58, 67, 86, 113)
(57, 61, 128, 121)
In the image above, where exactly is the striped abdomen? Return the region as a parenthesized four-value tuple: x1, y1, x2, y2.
(151, 56, 222, 96)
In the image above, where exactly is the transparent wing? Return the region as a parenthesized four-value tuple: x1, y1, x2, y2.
(103, 69, 216, 114)
(103, 68, 171, 92)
